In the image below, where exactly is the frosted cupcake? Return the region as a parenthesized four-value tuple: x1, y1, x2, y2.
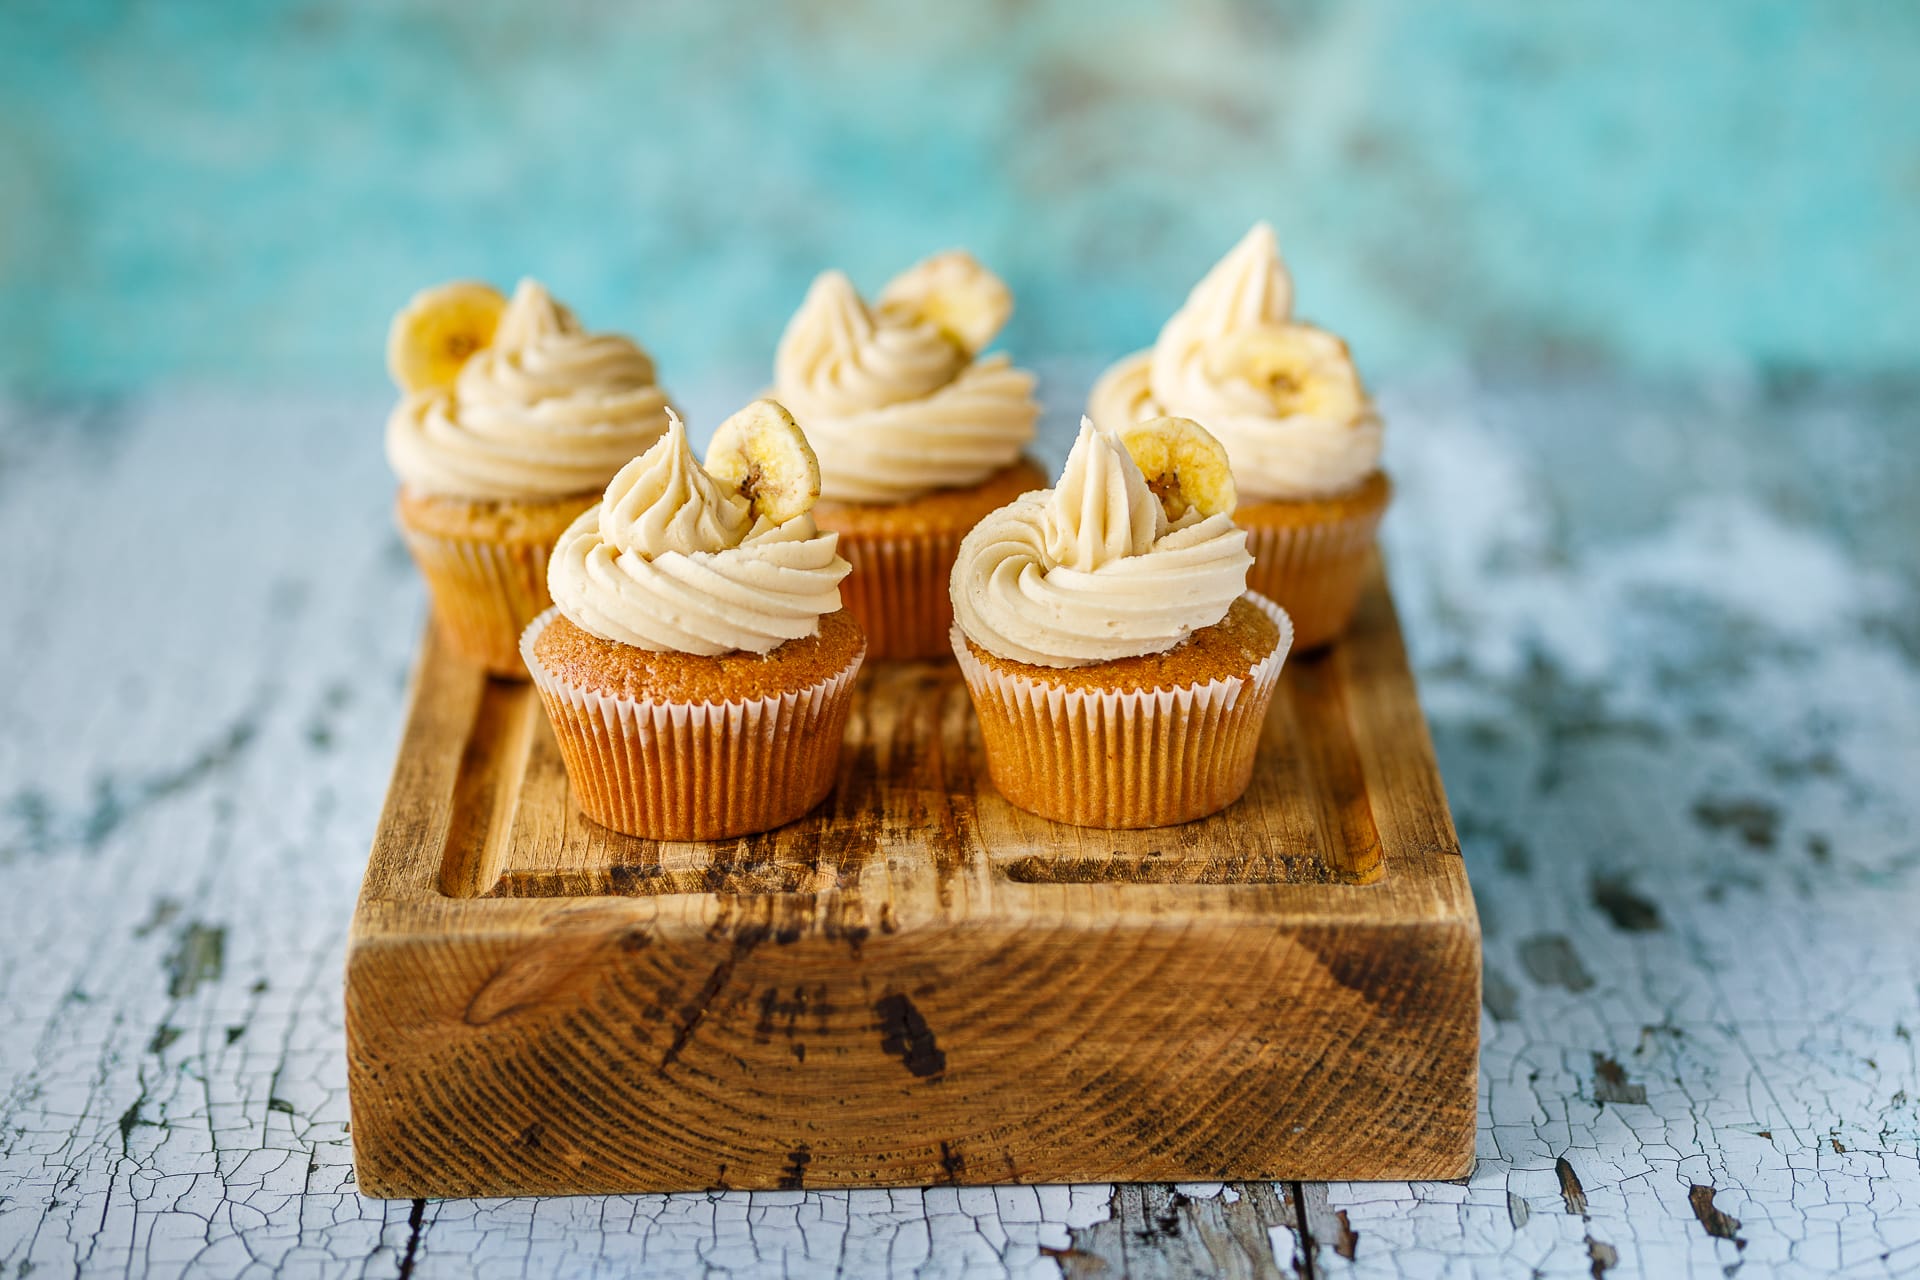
(1088, 224, 1386, 649)
(773, 251, 1043, 659)
(950, 417, 1293, 828)
(385, 279, 673, 674)
(522, 401, 862, 840)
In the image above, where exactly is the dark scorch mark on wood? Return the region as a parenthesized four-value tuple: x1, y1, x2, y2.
(1520, 934, 1595, 992)
(661, 926, 765, 1070)
(874, 993, 946, 1078)
(1592, 1053, 1648, 1105)
(778, 1144, 811, 1190)
(938, 1141, 966, 1183)
(1590, 875, 1663, 931)
(756, 984, 830, 1044)
(1689, 1185, 1746, 1249)
(1298, 932, 1400, 999)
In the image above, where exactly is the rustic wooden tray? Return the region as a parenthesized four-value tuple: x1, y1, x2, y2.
(347, 559, 1479, 1197)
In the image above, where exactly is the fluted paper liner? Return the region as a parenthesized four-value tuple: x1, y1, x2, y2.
(1242, 481, 1390, 651)
(953, 593, 1294, 829)
(521, 608, 865, 840)
(398, 521, 560, 678)
(831, 525, 965, 661)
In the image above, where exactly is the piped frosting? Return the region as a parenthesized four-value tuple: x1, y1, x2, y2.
(773, 260, 1039, 504)
(1088, 224, 1380, 501)
(547, 413, 850, 656)
(949, 420, 1251, 668)
(387, 279, 673, 500)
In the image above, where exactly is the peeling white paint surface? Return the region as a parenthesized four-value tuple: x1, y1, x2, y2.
(1, 377, 1915, 1277)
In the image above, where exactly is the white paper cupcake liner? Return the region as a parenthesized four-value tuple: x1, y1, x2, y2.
(951, 593, 1294, 828)
(398, 524, 557, 678)
(832, 525, 966, 662)
(1242, 476, 1390, 651)
(520, 608, 865, 840)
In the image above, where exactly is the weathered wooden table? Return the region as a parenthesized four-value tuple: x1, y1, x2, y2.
(3, 375, 1915, 1277)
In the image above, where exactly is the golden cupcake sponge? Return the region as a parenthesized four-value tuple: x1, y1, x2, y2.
(705, 399, 823, 525)
(386, 280, 509, 394)
(876, 250, 1014, 356)
(1119, 416, 1238, 522)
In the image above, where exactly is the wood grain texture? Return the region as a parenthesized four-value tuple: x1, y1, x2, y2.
(346, 562, 1480, 1197)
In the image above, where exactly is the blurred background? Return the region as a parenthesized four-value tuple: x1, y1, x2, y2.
(4, 0, 1915, 398)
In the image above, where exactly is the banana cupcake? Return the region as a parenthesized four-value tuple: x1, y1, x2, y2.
(386, 278, 673, 674)
(773, 251, 1043, 660)
(523, 401, 862, 841)
(950, 416, 1293, 828)
(1088, 224, 1387, 649)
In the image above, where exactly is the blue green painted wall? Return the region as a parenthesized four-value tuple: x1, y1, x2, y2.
(3, 1, 1915, 393)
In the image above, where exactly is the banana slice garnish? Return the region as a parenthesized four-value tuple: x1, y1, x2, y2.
(1117, 416, 1238, 522)
(875, 250, 1014, 356)
(1202, 323, 1366, 423)
(386, 280, 509, 395)
(704, 399, 823, 526)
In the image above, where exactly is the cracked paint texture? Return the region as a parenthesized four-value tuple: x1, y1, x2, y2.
(1, 369, 1916, 1277)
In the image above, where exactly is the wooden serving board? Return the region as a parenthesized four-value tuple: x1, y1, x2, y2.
(347, 559, 1479, 1197)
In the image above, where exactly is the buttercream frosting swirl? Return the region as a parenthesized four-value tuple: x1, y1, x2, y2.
(387, 279, 673, 500)
(774, 267, 1039, 504)
(950, 420, 1252, 668)
(1087, 223, 1381, 501)
(547, 413, 851, 656)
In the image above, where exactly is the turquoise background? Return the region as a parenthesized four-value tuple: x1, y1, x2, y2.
(3, 0, 1916, 394)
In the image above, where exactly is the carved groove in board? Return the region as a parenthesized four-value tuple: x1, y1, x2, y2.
(437, 677, 537, 898)
(998, 851, 1360, 885)
(432, 609, 1397, 901)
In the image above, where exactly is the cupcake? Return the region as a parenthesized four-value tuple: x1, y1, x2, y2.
(385, 278, 673, 674)
(950, 416, 1293, 828)
(522, 400, 863, 840)
(1088, 224, 1387, 650)
(772, 251, 1044, 660)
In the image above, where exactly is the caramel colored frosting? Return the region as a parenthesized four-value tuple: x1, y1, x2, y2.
(387, 280, 673, 500)
(547, 413, 850, 656)
(773, 265, 1039, 504)
(949, 420, 1252, 668)
(1087, 224, 1381, 501)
